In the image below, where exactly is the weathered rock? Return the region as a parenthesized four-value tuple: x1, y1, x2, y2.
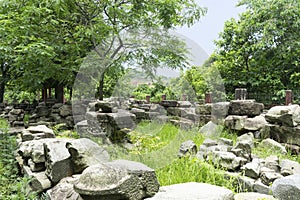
(211, 151, 240, 170)
(145, 182, 234, 200)
(199, 121, 220, 137)
(178, 140, 197, 158)
(237, 132, 254, 148)
(219, 138, 234, 146)
(211, 102, 230, 120)
(244, 116, 267, 131)
(95, 101, 113, 113)
(160, 100, 178, 107)
(264, 155, 280, 173)
(170, 118, 195, 129)
(280, 159, 300, 176)
(202, 138, 218, 147)
(47, 175, 82, 200)
(18, 138, 51, 163)
(66, 138, 110, 173)
(72, 103, 87, 116)
(59, 105, 72, 117)
(27, 125, 54, 136)
(261, 171, 283, 186)
(253, 179, 271, 195)
(224, 115, 247, 131)
(231, 141, 252, 161)
(259, 138, 287, 154)
(242, 161, 260, 179)
(229, 100, 264, 117)
(265, 105, 300, 127)
(28, 159, 46, 172)
(196, 103, 212, 115)
(74, 160, 159, 200)
(284, 143, 300, 155)
(23, 166, 52, 193)
(36, 105, 50, 117)
(234, 192, 276, 200)
(271, 174, 300, 200)
(130, 108, 146, 121)
(44, 139, 73, 184)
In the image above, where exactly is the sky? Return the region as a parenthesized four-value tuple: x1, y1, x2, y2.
(176, 0, 246, 56)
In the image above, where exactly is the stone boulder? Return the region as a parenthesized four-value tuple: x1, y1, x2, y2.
(211, 102, 230, 121)
(265, 105, 300, 127)
(21, 125, 55, 142)
(145, 182, 234, 200)
(271, 174, 300, 200)
(229, 100, 264, 117)
(44, 139, 73, 184)
(234, 192, 276, 200)
(23, 166, 52, 193)
(178, 140, 197, 158)
(66, 138, 110, 173)
(224, 115, 247, 131)
(280, 159, 300, 176)
(74, 160, 159, 200)
(244, 115, 267, 131)
(199, 121, 220, 137)
(258, 138, 287, 154)
(47, 175, 81, 200)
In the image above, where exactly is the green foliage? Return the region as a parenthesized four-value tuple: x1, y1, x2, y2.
(214, 0, 300, 97)
(52, 123, 80, 139)
(0, 119, 38, 199)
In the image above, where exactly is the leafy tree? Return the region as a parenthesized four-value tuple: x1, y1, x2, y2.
(214, 0, 300, 97)
(51, 0, 207, 100)
(0, 0, 206, 103)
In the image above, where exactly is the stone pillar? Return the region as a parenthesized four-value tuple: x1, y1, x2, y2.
(235, 88, 247, 100)
(146, 95, 150, 103)
(162, 94, 166, 101)
(182, 94, 187, 101)
(205, 92, 212, 103)
(286, 90, 292, 105)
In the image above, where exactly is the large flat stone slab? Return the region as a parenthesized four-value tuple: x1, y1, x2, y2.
(145, 182, 234, 200)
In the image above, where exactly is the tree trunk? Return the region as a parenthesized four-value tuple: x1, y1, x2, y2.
(69, 87, 73, 101)
(55, 83, 64, 103)
(98, 72, 105, 100)
(0, 81, 5, 104)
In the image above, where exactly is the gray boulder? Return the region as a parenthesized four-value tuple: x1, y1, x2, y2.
(178, 140, 197, 158)
(242, 161, 260, 179)
(211, 102, 230, 121)
(66, 138, 110, 173)
(145, 182, 234, 200)
(244, 115, 267, 131)
(271, 174, 300, 200)
(224, 115, 247, 131)
(74, 160, 159, 200)
(47, 175, 82, 200)
(280, 159, 300, 176)
(44, 139, 73, 184)
(23, 166, 52, 193)
(229, 100, 264, 117)
(199, 121, 220, 137)
(265, 105, 300, 127)
(234, 192, 276, 200)
(259, 138, 287, 154)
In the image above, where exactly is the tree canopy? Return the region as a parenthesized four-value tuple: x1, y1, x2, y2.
(0, 0, 207, 103)
(213, 0, 300, 99)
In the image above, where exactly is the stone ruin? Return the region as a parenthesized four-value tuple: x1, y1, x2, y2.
(2, 97, 300, 199)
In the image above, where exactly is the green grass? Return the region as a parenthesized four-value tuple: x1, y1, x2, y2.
(252, 143, 300, 163)
(105, 121, 206, 169)
(156, 157, 237, 191)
